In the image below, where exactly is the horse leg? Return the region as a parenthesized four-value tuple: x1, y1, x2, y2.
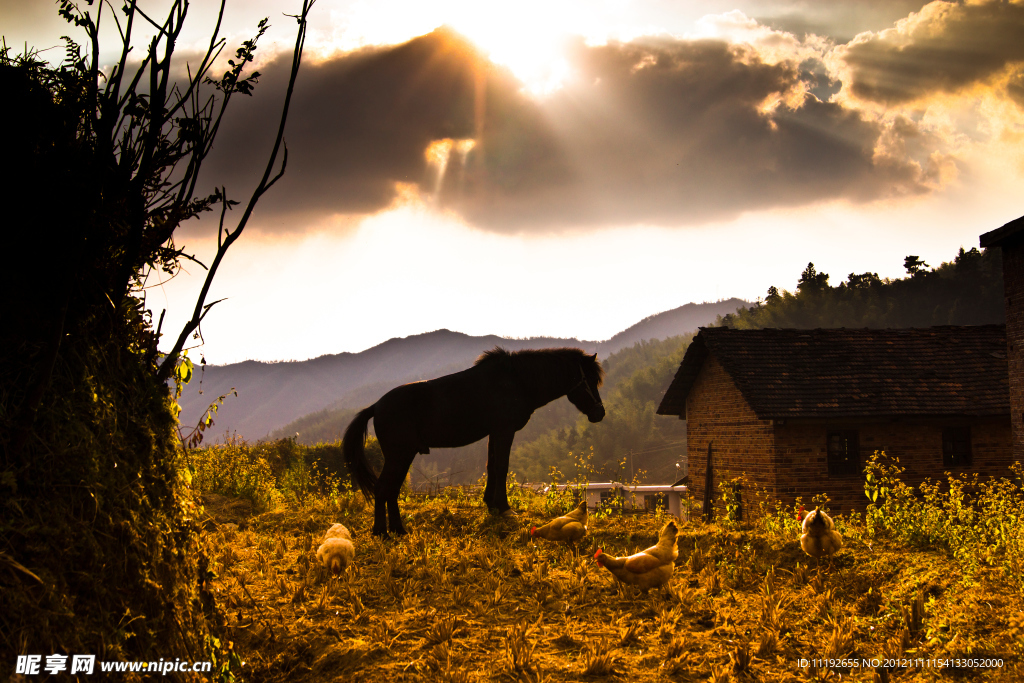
(482, 438, 495, 510)
(371, 477, 390, 538)
(483, 431, 515, 515)
(370, 450, 390, 537)
(375, 447, 415, 537)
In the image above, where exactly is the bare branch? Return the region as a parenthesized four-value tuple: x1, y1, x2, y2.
(102, 0, 126, 44)
(262, 144, 288, 193)
(165, 0, 227, 123)
(234, 2, 314, 224)
(103, 0, 135, 110)
(132, 3, 167, 32)
(218, 187, 230, 248)
(89, 0, 100, 110)
(199, 298, 228, 322)
(157, 0, 316, 382)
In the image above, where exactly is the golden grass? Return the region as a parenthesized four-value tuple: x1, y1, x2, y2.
(200, 491, 1023, 682)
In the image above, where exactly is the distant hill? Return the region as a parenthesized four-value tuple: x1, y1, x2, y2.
(177, 299, 749, 440)
(178, 330, 588, 440)
(600, 298, 748, 350)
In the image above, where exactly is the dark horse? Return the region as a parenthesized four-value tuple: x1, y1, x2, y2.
(343, 347, 605, 537)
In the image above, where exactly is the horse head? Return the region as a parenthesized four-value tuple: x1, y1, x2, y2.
(567, 354, 605, 423)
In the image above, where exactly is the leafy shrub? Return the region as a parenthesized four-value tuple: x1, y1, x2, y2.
(186, 439, 278, 512)
(280, 458, 315, 507)
(539, 447, 597, 516)
(751, 491, 804, 538)
(863, 450, 1024, 587)
(307, 437, 383, 484)
(187, 434, 384, 512)
(719, 476, 744, 527)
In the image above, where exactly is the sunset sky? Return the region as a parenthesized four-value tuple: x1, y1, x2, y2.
(6, 0, 1024, 363)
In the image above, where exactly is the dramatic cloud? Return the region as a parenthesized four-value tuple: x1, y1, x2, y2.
(748, 0, 930, 42)
(199, 29, 534, 226)
(453, 37, 925, 229)
(841, 0, 1024, 105)
(199, 26, 937, 234)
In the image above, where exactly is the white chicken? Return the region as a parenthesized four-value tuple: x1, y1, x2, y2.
(316, 523, 356, 576)
(800, 507, 843, 568)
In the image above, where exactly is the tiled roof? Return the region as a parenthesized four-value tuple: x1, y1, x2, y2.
(657, 326, 1009, 419)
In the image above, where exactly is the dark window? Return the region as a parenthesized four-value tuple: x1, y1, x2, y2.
(599, 488, 620, 508)
(827, 430, 860, 477)
(942, 427, 972, 468)
(644, 493, 668, 512)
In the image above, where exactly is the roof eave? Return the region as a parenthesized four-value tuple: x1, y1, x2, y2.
(980, 213, 1024, 249)
(655, 331, 709, 416)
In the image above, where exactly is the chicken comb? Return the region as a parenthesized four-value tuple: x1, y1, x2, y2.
(530, 526, 537, 536)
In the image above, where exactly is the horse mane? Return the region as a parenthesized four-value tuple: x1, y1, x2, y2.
(475, 347, 513, 366)
(475, 346, 604, 386)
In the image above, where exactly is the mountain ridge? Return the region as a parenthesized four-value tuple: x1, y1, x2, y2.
(176, 298, 748, 439)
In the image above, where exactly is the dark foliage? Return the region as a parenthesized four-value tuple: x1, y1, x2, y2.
(0, 0, 312, 674)
(0, 48, 230, 677)
(718, 247, 1003, 330)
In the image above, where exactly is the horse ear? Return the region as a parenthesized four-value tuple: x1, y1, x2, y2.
(589, 353, 597, 361)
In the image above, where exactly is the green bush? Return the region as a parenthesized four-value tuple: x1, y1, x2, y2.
(279, 458, 315, 507)
(539, 447, 597, 517)
(187, 436, 385, 512)
(864, 450, 1024, 587)
(186, 439, 279, 512)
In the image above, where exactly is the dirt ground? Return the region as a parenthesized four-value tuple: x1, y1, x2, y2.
(201, 492, 1023, 682)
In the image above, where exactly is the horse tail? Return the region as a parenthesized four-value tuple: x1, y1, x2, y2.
(342, 406, 377, 501)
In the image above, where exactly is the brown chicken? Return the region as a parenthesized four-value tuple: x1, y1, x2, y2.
(594, 520, 679, 590)
(316, 523, 356, 575)
(800, 507, 843, 566)
(531, 500, 588, 544)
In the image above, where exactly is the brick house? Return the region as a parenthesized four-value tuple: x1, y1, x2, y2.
(980, 214, 1024, 461)
(656, 326, 1012, 515)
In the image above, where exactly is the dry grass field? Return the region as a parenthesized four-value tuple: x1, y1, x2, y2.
(196, 473, 1024, 683)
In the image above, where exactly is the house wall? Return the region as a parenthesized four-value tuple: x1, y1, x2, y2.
(683, 355, 1014, 519)
(1004, 243, 1024, 462)
(685, 356, 775, 516)
(773, 418, 1013, 513)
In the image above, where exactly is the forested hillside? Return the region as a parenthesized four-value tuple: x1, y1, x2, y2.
(274, 404, 363, 444)
(718, 247, 1003, 329)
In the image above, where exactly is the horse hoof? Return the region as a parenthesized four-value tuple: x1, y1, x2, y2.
(500, 509, 519, 519)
